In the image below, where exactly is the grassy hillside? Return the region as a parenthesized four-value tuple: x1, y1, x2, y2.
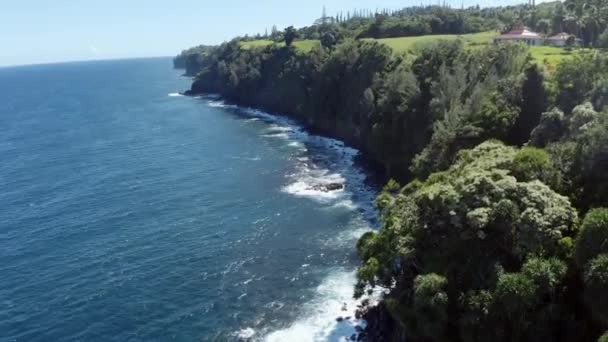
(240, 32, 578, 67)
(529, 45, 577, 68)
(368, 31, 498, 52)
(240, 39, 320, 52)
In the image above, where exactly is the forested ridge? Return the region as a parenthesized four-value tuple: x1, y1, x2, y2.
(179, 0, 608, 341)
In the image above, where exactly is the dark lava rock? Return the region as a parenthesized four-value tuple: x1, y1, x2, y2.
(310, 183, 344, 192)
(350, 333, 358, 341)
(336, 316, 344, 322)
(355, 325, 364, 333)
(355, 309, 363, 319)
(362, 301, 407, 341)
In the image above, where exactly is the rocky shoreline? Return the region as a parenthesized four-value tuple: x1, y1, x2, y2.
(361, 302, 406, 342)
(184, 88, 399, 342)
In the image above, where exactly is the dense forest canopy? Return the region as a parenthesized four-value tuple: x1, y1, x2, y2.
(178, 0, 608, 340)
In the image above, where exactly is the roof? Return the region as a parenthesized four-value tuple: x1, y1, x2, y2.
(548, 32, 573, 41)
(495, 26, 543, 40)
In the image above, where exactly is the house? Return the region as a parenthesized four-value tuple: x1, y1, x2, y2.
(547, 32, 581, 47)
(493, 26, 544, 46)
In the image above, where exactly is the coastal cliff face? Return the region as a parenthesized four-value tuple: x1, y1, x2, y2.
(183, 37, 608, 341)
(185, 43, 413, 340)
(363, 302, 407, 342)
(189, 71, 370, 160)
(184, 40, 441, 183)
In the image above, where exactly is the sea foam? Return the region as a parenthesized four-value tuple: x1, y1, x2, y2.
(263, 270, 367, 342)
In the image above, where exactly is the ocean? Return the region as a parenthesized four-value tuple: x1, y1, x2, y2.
(0, 58, 377, 341)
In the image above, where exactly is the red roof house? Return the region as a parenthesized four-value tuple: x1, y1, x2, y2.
(547, 32, 581, 47)
(494, 26, 544, 46)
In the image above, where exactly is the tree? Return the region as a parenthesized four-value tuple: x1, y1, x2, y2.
(284, 26, 298, 47)
(599, 29, 608, 48)
(591, 79, 608, 111)
(576, 208, 608, 268)
(509, 65, 547, 145)
(357, 141, 579, 340)
(566, 34, 576, 48)
(319, 26, 343, 49)
(583, 254, 608, 325)
(536, 18, 551, 34)
(552, 53, 598, 113)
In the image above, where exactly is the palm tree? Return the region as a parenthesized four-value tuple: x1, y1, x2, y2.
(564, 14, 583, 38)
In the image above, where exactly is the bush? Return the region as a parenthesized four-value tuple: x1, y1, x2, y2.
(357, 141, 579, 340)
(529, 108, 567, 147)
(583, 254, 608, 325)
(570, 102, 599, 135)
(591, 79, 608, 111)
(521, 257, 567, 297)
(411, 273, 449, 339)
(598, 29, 608, 49)
(511, 147, 556, 185)
(576, 208, 608, 268)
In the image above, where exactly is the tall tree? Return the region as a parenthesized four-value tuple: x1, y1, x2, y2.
(284, 26, 298, 46)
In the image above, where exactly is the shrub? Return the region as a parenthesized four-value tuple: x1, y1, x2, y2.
(411, 273, 449, 339)
(511, 147, 556, 185)
(591, 79, 608, 111)
(529, 108, 567, 147)
(583, 254, 608, 325)
(576, 208, 608, 268)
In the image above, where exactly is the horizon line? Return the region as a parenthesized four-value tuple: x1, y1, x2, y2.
(0, 55, 174, 69)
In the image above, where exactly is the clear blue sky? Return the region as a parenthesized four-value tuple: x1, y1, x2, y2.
(1, 0, 534, 67)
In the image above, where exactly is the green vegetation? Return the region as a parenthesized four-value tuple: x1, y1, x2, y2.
(530, 45, 576, 67)
(172, 45, 215, 75)
(178, 0, 608, 340)
(368, 30, 497, 53)
(239, 32, 576, 68)
(240, 39, 320, 52)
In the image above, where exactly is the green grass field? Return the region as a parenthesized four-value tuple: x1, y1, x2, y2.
(240, 39, 320, 52)
(529, 46, 577, 68)
(368, 31, 498, 53)
(240, 31, 579, 67)
(370, 31, 577, 67)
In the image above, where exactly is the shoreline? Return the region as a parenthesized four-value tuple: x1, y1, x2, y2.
(182, 89, 390, 189)
(184, 93, 383, 341)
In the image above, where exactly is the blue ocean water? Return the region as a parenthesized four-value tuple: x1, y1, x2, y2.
(0, 58, 377, 341)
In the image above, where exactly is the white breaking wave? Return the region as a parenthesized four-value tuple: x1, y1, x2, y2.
(237, 327, 256, 339)
(207, 100, 237, 109)
(330, 199, 357, 211)
(282, 169, 345, 202)
(265, 124, 292, 133)
(324, 218, 373, 249)
(168, 92, 183, 97)
(288, 141, 305, 149)
(263, 270, 367, 342)
(202, 97, 379, 342)
(261, 133, 290, 139)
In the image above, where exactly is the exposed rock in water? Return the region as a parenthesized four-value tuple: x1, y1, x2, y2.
(309, 182, 344, 192)
(355, 309, 363, 319)
(336, 316, 344, 322)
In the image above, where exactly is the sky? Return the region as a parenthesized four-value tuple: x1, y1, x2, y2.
(1, 0, 538, 67)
